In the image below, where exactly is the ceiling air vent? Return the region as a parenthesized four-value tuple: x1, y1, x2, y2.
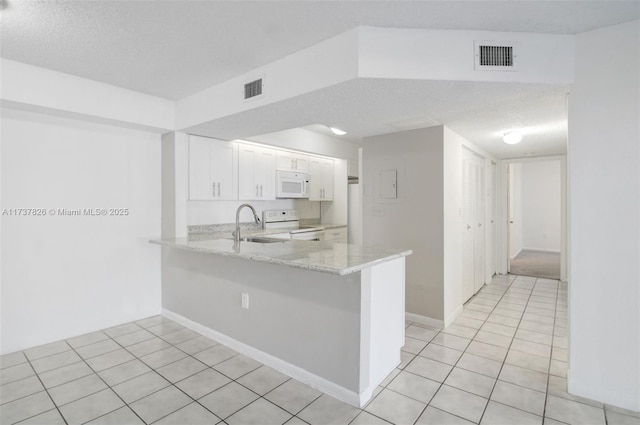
(474, 41, 517, 71)
(244, 78, 263, 100)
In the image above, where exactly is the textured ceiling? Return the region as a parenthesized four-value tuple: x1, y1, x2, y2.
(1, 1, 638, 100)
(1, 1, 637, 158)
(187, 78, 570, 159)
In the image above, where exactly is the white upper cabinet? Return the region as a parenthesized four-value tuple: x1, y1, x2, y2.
(238, 144, 277, 200)
(276, 151, 310, 173)
(189, 136, 237, 201)
(309, 157, 334, 201)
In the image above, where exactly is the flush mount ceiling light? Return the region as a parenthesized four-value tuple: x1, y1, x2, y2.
(503, 131, 523, 144)
(329, 127, 347, 136)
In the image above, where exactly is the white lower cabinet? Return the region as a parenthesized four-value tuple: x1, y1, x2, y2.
(238, 144, 276, 200)
(189, 136, 237, 201)
(323, 227, 348, 243)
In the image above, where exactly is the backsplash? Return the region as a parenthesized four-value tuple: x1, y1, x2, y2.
(187, 199, 320, 226)
(187, 222, 263, 241)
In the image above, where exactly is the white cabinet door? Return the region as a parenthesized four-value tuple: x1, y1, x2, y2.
(189, 136, 237, 200)
(255, 148, 276, 200)
(309, 157, 334, 201)
(238, 144, 276, 200)
(210, 140, 237, 200)
(276, 151, 309, 173)
(292, 153, 309, 173)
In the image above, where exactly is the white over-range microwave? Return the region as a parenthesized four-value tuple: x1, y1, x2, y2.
(276, 171, 310, 198)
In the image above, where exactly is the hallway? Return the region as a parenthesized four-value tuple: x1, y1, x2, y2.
(509, 250, 561, 280)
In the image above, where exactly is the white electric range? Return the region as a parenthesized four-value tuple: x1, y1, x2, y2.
(262, 210, 325, 241)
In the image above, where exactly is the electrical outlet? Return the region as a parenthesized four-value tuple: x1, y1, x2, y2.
(241, 293, 249, 309)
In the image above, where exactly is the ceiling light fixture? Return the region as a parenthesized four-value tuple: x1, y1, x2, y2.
(503, 131, 523, 144)
(329, 127, 347, 136)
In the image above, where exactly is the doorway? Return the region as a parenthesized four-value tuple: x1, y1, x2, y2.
(507, 159, 563, 280)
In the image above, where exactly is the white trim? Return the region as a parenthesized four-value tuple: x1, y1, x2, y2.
(522, 247, 561, 253)
(444, 304, 464, 328)
(162, 308, 366, 407)
(405, 312, 444, 330)
(568, 368, 640, 412)
(510, 247, 523, 260)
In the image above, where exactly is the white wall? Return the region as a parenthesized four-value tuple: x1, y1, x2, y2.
(363, 127, 446, 322)
(1, 59, 175, 133)
(176, 29, 360, 130)
(358, 27, 574, 85)
(521, 160, 561, 252)
(568, 20, 640, 411)
(1, 108, 162, 354)
(509, 163, 524, 258)
(442, 128, 463, 323)
(363, 126, 496, 325)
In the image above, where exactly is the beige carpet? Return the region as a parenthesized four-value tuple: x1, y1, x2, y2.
(510, 249, 561, 280)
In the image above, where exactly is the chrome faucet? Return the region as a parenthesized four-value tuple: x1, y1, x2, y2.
(233, 204, 261, 244)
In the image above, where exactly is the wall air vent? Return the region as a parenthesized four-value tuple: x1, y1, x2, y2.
(474, 41, 518, 71)
(244, 78, 263, 100)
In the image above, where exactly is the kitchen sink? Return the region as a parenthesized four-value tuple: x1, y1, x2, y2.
(229, 236, 285, 244)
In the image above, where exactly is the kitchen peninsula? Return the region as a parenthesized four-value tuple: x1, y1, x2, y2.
(152, 236, 411, 407)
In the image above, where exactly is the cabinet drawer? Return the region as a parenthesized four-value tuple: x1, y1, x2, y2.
(323, 227, 347, 242)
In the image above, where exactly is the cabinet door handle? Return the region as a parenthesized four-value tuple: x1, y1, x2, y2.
(217, 182, 221, 197)
(260, 185, 263, 197)
(256, 185, 259, 196)
(212, 182, 216, 197)
(294, 159, 298, 169)
(478, 222, 482, 227)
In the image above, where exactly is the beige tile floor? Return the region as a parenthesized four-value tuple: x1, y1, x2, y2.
(1, 274, 639, 425)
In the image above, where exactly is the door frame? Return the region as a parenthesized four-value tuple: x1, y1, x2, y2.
(497, 155, 567, 281)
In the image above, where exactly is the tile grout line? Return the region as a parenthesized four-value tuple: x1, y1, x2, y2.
(401, 276, 518, 424)
(540, 281, 560, 424)
(99, 318, 314, 424)
(63, 340, 149, 425)
(124, 320, 307, 424)
(110, 323, 241, 424)
(15, 349, 71, 425)
(477, 275, 541, 424)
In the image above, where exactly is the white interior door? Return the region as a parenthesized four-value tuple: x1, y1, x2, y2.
(473, 155, 486, 293)
(461, 148, 475, 302)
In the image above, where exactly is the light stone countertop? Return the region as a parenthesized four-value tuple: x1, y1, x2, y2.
(151, 237, 412, 276)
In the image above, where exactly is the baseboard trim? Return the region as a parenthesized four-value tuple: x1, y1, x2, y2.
(567, 368, 640, 412)
(444, 305, 463, 328)
(162, 308, 365, 407)
(510, 247, 523, 260)
(405, 312, 444, 330)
